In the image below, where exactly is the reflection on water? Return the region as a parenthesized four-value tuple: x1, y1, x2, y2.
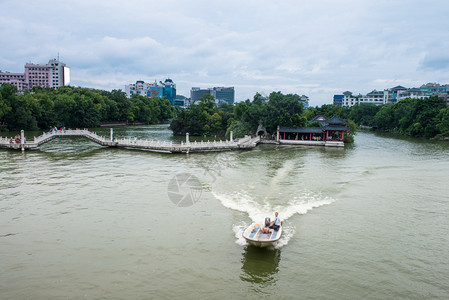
(240, 246, 281, 284)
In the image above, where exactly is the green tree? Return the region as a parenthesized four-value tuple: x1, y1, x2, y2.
(0, 84, 15, 122)
(374, 105, 394, 130)
(349, 103, 380, 126)
(3, 89, 38, 130)
(436, 107, 449, 137)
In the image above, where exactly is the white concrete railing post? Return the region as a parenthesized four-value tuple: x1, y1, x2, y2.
(186, 132, 190, 145)
(20, 130, 25, 151)
(230, 131, 233, 142)
(110, 128, 113, 141)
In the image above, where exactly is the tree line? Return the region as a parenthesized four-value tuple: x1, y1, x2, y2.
(347, 95, 449, 139)
(0, 84, 174, 131)
(170, 91, 448, 141)
(170, 92, 357, 142)
(2, 83, 447, 140)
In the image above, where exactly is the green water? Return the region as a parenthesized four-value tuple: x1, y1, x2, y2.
(1, 125, 448, 299)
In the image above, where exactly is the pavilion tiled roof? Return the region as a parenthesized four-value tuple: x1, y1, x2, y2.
(323, 124, 350, 131)
(310, 115, 327, 122)
(279, 126, 324, 133)
(326, 115, 346, 125)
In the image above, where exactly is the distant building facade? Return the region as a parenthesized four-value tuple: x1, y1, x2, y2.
(190, 87, 235, 105)
(0, 72, 26, 91)
(333, 91, 358, 107)
(125, 78, 177, 105)
(293, 94, 310, 108)
(0, 58, 70, 91)
(334, 83, 449, 107)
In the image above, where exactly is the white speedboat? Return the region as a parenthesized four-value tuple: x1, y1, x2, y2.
(242, 220, 283, 248)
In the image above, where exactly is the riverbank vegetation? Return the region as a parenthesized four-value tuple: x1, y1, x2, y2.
(348, 96, 449, 139)
(169, 94, 233, 136)
(2, 83, 447, 140)
(171, 92, 448, 141)
(171, 92, 357, 142)
(0, 84, 173, 130)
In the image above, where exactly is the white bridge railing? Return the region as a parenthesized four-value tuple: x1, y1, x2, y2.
(33, 129, 108, 146)
(0, 136, 13, 146)
(0, 129, 257, 152)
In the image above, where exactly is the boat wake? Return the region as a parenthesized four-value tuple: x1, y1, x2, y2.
(213, 190, 335, 248)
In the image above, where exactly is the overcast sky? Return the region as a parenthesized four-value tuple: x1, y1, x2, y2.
(1, 0, 449, 106)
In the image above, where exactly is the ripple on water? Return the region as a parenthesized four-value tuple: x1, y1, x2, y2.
(1, 129, 449, 299)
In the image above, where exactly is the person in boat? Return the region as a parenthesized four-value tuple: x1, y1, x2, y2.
(269, 212, 283, 231)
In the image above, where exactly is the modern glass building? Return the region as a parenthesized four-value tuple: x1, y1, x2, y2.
(190, 86, 235, 104)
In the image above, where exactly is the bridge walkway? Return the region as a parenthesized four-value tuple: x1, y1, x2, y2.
(0, 129, 260, 153)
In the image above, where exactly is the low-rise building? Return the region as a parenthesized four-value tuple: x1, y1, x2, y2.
(359, 90, 385, 105)
(277, 115, 350, 147)
(334, 83, 449, 107)
(334, 91, 358, 107)
(125, 79, 177, 105)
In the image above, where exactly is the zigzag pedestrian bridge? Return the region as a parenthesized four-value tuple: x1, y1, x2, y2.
(0, 129, 260, 153)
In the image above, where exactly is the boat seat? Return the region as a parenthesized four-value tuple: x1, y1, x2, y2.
(249, 226, 259, 239)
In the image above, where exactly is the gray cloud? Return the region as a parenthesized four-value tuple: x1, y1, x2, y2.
(1, 0, 449, 105)
(420, 56, 449, 71)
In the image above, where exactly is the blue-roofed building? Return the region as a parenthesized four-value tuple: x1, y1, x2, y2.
(333, 94, 344, 106)
(333, 91, 358, 107)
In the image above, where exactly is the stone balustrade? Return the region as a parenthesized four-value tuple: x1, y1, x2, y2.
(0, 129, 257, 153)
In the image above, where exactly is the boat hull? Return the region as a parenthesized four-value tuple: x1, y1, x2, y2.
(247, 240, 276, 248)
(242, 222, 282, 248)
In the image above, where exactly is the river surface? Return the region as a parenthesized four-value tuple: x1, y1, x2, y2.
(1, 125, 448, 299)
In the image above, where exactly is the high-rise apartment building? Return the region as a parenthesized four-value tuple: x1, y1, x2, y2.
(0, 58, 70, 91)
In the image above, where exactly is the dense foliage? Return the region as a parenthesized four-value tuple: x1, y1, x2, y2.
(3, 82, 446, 141)
(169, 94, 233, 136)
(171, 91, 448, 141)
(372, 95, 448, 138)
(0, 84, 173, 130)
(171, 91, 358, 142)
